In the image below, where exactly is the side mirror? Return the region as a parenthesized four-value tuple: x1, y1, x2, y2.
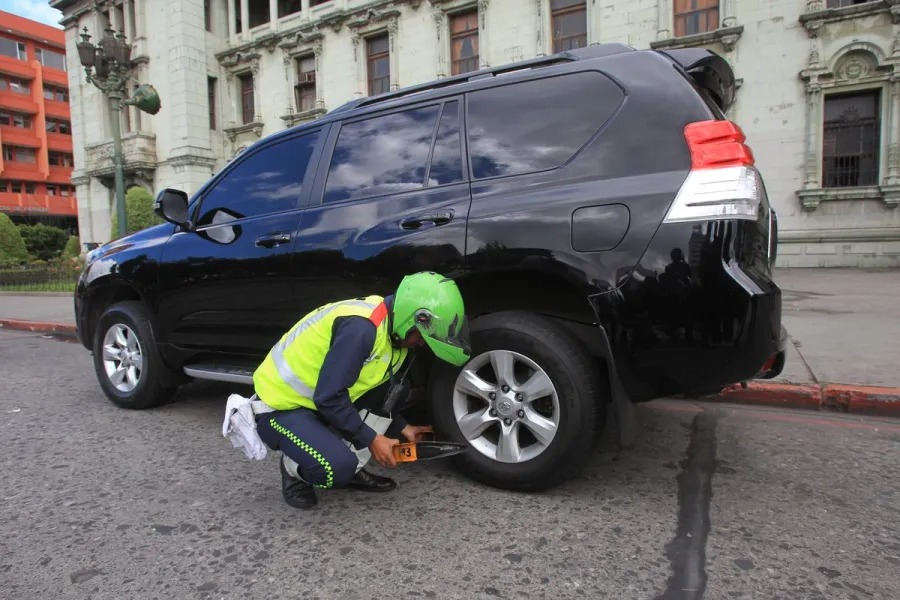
(154, 188, 191, 229)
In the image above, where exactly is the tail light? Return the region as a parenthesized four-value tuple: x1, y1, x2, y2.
(663, 120, 764, 224)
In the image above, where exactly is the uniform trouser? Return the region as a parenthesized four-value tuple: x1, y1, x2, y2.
(255, 386, 405, 489)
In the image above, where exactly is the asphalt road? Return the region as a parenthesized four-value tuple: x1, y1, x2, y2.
(2, 329, 899, 600)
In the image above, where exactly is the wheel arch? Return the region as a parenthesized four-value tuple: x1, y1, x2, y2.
(452, 269, 629, 411)
(83, 278, 145, 351)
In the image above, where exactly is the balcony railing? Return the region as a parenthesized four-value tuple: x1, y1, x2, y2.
(0, 191, 77, 216)
(84, 132, 157, 176)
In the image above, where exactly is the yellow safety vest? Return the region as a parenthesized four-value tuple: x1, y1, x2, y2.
(253, 295, 408, 411)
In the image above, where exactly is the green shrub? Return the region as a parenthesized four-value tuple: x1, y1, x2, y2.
(62, 235, 81, 260)
(111, 186, 162, 236)
(0, 213, 29, 267)
(18, 223, 69, 261)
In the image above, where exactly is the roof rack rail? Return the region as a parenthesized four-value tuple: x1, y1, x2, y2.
(326, 44, 638, 116)
(344, 53, 576, 110)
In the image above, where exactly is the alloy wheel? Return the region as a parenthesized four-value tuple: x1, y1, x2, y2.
(101, 323, 144, 393)
(452, 349, 560, 463)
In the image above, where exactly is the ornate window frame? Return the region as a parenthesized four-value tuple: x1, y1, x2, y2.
(430, 0, 487, 78)
(800, 0, 900, 34)
(348, 6, 402, 97)
(650, 0, 743, 52)
(797, 39, 900, 211)
(533, 0, 594, 57)
(278, 29, 326, 127)
(220, 50, 264, 141)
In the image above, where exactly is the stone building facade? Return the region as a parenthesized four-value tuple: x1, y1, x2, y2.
(51, 0, 900, 266)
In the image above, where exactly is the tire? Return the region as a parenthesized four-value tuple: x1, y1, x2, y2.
(92, 301, 177, 410)
(428, 311, 606, 492)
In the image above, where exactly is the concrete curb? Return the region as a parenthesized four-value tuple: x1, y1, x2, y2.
(0, 319, 77, 339)
(709, 381, 900, 418)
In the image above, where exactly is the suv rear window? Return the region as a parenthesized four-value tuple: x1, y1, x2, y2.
(466, 71, 624, 179)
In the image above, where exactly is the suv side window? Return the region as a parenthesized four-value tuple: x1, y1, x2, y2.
(427, 100, 464, 186)
(195, 130, 320, 226)
(323, 105, 442, 204)
(466, 72, 625, 179)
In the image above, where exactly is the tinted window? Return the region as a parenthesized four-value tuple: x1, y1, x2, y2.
(427, 101, 464, 186)
(467, 71, 624, 179)
(196, 131, 320, 226)
(324, 105, 441, 203)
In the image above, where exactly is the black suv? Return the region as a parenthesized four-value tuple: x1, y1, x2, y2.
(75, 44, 784, 491)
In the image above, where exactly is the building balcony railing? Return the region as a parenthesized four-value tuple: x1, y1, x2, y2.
(0, 58, 35, 80)
(40, 68, 68, 88)
(0, 191, 77, 217)
(0, 92, 39, 115)
(48, 165, 74, 180)
(42, 99, 70, 119)
(0, 127, 42, 148)
(84, 131, 157, 181)
(46, 132, 73, 152)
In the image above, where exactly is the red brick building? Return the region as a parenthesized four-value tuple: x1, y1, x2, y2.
(0, 9, 75, 231)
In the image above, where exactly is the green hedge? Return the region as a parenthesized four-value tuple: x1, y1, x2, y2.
(0, 213, 29, 267)
(111, 186, 163, 235)
(18, 224, 69, 261)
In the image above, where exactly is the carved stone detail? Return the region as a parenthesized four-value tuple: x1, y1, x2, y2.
(835, 52, 876, 80)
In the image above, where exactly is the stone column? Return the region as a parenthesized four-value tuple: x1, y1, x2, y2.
(434, 11, 447, 77)
(721, 0, 737, 28)
(123, 0, 135, 39)
(587, 0, 600, 44)
(302, 0, 311, 20)
(314, 43, 324, 108)
(885, 75, 900, 185)
(388, 19, 400, 90)
(282, 49, 293, 116)
(251, 60, 261, 122)
(352, 33, 364, 97)
(657, 0, 672, 41)
(534, 0, 546, 56)
(478, 0, 490, 68)
(803, 84, 822, 189)
(270, 0, 278, 29)
(227, 0, 236, 39)
(240, 0, 250, 39)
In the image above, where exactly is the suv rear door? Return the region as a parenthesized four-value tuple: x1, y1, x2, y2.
(156, 128, 326, 356)
(289, 97, 471, 311)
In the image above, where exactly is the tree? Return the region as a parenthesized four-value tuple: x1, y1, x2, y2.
(0, 213, 29, 267)
(62, 235, 82, 260)
(111, 186, 163, 236)
(18, 223, 69, 261)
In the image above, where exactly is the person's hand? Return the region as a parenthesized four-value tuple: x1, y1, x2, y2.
(369, 434, 399, 468)
(401, 424, 431, 443)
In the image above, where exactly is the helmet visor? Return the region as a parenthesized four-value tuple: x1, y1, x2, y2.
(415, 311, 471, 366)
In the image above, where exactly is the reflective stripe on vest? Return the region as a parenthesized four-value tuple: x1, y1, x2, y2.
(270, 299, 378, 398)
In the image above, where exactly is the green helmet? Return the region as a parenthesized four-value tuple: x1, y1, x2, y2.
(392, 272, 471, 366)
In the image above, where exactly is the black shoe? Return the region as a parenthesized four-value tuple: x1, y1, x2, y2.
(280, 459, 317, 509)
(347, 468, 397, 493)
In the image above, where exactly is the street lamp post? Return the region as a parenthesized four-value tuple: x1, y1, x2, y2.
(76, 27, 161, 238)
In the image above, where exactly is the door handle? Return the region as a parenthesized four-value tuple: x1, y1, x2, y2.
(255, 232, 292, 248)
(401, 210, 455, 230)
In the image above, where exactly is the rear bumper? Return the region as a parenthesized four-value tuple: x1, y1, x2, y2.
(589, 219, 783, 402)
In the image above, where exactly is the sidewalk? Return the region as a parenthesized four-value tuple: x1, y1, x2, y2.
(709, 268, 900, 416)
(0, 292, 75, 337)
(2, 270, 898, 415)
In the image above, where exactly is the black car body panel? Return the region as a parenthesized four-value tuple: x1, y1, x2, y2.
(75, 43, 784, 409)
